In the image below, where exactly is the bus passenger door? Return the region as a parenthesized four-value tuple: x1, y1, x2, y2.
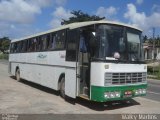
(77, 31, 90, 98)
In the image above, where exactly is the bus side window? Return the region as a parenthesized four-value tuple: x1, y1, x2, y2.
(61, 30, 66, 49)
(18, 41, 23, 53)
(39, 36, 42, 51)
(48, 30, 65, 50)
(13, 43, 17, 53)
(41, 35, 47, 51)
(33, 38, 37, 51)
(55, 30, 65, 50)
(27, 39, 32, 52)
(46, 34, 50, 50)
(66, 29, 79, 61)
(27, 38, 36, 52)
(21, 41, 24, 52)
(55, 33, 58, 49)
(30, 39, 33, 52)
(10, 43, 14, 53)
(22, 40, 27, 52)
(50, 33, 56, 50)
(36, 37, 41, 52)
(16, 42, 20, 53)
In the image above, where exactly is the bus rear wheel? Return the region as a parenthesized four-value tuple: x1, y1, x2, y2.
(60, 77, 65, 99)
(15, 69, 21, 81)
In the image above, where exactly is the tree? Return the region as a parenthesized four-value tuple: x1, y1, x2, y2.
(155, 35, 160, 46)
(61, 10, 105, 25)
(148, 38, 153, 44)
(143, 35, 148, 43)
(0, 37, 11, 54)
(157, 35, 160, 40)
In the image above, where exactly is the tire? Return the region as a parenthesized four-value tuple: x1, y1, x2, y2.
(60, 77, 65, 99)
(15, 69, 21, 81)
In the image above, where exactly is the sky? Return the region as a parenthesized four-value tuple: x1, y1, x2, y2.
(0, 0, 160, 39)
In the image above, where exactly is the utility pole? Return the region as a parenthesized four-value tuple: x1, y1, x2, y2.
(153, 27, 155, 74)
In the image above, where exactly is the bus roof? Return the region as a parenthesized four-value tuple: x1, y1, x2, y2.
(12, 20, 142, 42)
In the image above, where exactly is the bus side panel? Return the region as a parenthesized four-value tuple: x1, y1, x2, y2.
(65, 67, 77, 98)
(9, 51, 76, 92)
(19, 63, 65, 90)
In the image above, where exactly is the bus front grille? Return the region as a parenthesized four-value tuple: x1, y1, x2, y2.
(104, 72, 147, 85)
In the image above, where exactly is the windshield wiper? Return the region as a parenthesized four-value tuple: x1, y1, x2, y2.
(130, 60, 145, 64)
(92, 57, 126, 62)
(91, 58, 106, 61)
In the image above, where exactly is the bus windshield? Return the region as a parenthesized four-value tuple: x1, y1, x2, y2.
(94, 24, 143, 62)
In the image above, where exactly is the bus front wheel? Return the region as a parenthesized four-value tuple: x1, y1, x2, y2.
(15, 69, 21, 81)
(60, 77, 65, 99)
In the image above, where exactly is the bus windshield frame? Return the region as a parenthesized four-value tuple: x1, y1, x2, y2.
(92, 24, 144, 63)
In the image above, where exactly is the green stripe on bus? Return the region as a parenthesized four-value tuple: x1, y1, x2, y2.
(91, 84, 147, 102)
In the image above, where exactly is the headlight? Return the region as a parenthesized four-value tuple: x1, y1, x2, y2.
(104, 91, 121, 98)
(139, 89, 143, 94)
(135, 90, 139, 95)
(104, 93, 110, 98)
(135, 89, 146, 95)
(115, 92, 121, 97)
(142, 89, 146, 94)
(110, 93, 115, 98)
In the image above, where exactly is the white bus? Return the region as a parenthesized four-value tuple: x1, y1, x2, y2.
(9, 21, 147, 102)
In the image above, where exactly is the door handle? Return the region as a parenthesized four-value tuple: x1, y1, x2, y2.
(76, 74, 81, 78)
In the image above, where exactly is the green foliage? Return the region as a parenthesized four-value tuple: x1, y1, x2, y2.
(143, 35, 160, 46)
(0, 37, 11, 54)
(148, 65, 160, 80)
(61, 10, 105, 25)
(143, 35, 148, 42)
(0, 54, 9, 60)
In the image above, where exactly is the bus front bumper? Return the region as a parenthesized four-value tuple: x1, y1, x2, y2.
(90, 83, 147, 102)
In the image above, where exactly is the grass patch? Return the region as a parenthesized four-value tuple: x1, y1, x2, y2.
(148, 66, 160, 80)
(0, 54, 9, 60)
